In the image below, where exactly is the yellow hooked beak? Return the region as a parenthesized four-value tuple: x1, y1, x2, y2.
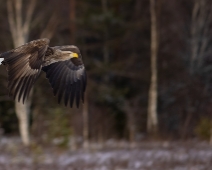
(70, 53, 78, 58)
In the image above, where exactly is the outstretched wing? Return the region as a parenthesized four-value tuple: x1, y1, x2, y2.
(42, 58, 86, 108)
(0, 38, 49, 103)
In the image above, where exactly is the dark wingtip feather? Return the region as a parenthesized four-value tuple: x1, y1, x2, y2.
(64, 76, 71, 107)
(70, 83, 76, 108)
(42, 59, 86, 108)
(18, 75, 30, 103)
(75, 80, 81, 108)
(81, 71, 87, 103)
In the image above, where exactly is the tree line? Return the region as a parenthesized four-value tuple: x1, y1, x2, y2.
(0, 0, 212, 148)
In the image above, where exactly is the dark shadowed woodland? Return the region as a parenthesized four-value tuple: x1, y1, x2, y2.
(0, 0, 212, 169)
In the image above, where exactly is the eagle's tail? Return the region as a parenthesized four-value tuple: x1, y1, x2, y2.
(0, 58, 3, 65)
(0, 51, 10, 65)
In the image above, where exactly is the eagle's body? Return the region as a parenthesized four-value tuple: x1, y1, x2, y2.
(0, 38, 86, 108)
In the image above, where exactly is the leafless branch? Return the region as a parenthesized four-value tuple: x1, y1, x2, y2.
(190, 0, 200, 73)
(198, 0, 211, 67)
(23, 0, 37, 38)
(15, 0, 22, 34)
(7, 0, 16, 42)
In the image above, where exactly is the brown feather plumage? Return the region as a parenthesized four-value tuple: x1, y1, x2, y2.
(0, 38, 86, 107)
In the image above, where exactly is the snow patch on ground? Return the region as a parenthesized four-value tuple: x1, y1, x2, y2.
(0, 138, 212, 169)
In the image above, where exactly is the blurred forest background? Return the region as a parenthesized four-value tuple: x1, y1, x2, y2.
(0, 0, 212, 149)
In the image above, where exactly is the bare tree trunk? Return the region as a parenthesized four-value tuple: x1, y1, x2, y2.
(147, 0, 158, 135)
(7, 0, 36, 146)
(190, 0, 199, 73)
(189, 0, 212, 143)
(190, 0, 211, 72)
(15, 100, 31, 145)
(82, 94, 89, 150)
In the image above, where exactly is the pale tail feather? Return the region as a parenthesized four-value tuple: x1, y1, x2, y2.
(0, 58, 4, 65)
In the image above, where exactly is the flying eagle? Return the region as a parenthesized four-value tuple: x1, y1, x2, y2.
(0, 38, 86, 108)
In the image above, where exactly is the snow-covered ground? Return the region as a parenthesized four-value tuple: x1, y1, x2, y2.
(0, 138, 211, 170)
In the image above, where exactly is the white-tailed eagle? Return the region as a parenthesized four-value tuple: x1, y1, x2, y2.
(0, 38, 86, 108)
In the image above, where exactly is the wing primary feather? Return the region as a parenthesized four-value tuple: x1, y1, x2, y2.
(8, 78, 18, 95)
(80, 71, 86, 103)
(57, 68, 68, 104)
(16, 68, 38, 102)
(45, 64, 60, 79)
(12, 77, 24, 100)
(22, 77, 32, 103)
(64, 72, 71, 107)
(22, 78, 33, 103)
(70, 82, 76, 108)
(47, 65, 59, 76)
(6, 55, 25, 67)
(23, 74, 38, 103)
(49, 64, 64, 88)
(81, 79, 84, 102)
(76, 80, 81, 108)
(53, 65, 66, 96)
(8, 60, 29, 80)
(9, 65, 29, 94)
(83, 71, 87, 92)
(69, 70, 74, 84)
(9, 67, 30, 98)
(18, 75, 31, 102)
(73, 71, 77, 82)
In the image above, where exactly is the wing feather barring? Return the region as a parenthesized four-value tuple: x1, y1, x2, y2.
(0, 38, 86, 108)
